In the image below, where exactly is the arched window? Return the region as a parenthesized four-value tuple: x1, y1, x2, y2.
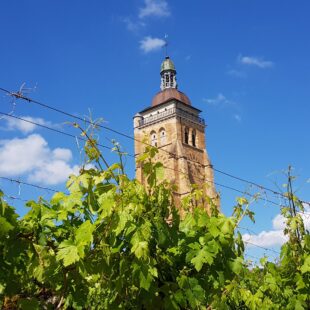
(150, 131, 157, 147)
(170, 74, 174, 87)
(159, 128, 166, 145)
(184, 127, 189, 144)
(165, 74, 169, 87)
(192, 129, 196, 147)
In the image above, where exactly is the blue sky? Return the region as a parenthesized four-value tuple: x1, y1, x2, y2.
(0, 0, 309, 260)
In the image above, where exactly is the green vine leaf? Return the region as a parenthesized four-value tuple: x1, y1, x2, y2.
(56, 240, 80, 266)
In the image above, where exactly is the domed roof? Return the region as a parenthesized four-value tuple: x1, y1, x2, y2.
(161, 56, 176, 73)
(151, 88, 191, 107)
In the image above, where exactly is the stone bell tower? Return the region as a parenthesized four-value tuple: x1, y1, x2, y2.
(133, 56, 217, 208)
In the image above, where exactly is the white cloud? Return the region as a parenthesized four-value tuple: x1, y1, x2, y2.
(242, 206, 310, 248)
(271, 209, 310, 231)
(140, 36, 166, 53)
(272, 213, 286, 230)
(29, 160, 79, 186)
(139, 0, 170, 18)
(0, 134, 79, 185)
(243, 230, 288, 248)
(238, 55, 274, 68)
(1, 115, 52, 134)
(302, 206, 310, 230)
(52, 148, 72, 161)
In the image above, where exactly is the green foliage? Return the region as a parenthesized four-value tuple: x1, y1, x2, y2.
(0, 133, 309, 309)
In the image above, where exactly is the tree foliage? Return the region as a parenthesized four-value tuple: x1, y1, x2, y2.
(0, 131, 309, 309)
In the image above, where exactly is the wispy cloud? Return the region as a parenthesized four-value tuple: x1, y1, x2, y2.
(242, 206, 310, 248)
(122, 17, 145, 33)
(238, 55, 274, 68)
(0, 134, 81, 185)
(140, 36, 166, 53)
(1, 115, 53, 134)
(203, 93, 235, 107)
(203, 93, 242, 122)
(139, 0, 170, 19)
(227, 69, 247, 78)
(234, 114, 242, 122)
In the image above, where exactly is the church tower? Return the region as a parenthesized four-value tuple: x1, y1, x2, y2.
(133, 56, 217, 208)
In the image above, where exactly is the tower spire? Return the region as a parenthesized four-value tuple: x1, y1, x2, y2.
(160, 48, 177, 91)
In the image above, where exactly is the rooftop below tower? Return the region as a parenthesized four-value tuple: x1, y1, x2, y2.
(136, 100, 205, 129)
(152, 88, 191, 107)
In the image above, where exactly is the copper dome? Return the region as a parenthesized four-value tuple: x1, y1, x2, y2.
(151, 88, 191, 107)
